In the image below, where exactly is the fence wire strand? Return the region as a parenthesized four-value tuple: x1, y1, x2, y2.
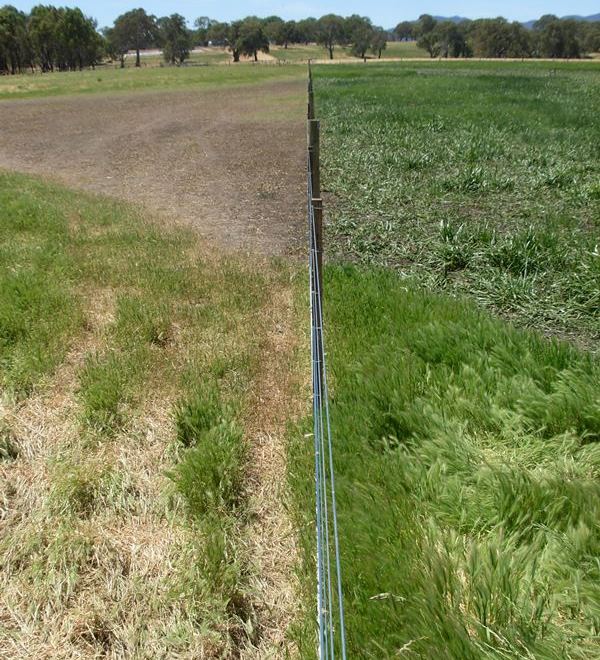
(307, 80, 347, 656)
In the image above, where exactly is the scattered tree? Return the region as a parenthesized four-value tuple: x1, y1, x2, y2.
(1, 6, 598, 76)
(112, 8, 158, 67)
(194, 16, 214, 46)
(206, 20, 229, 46)
(347, 15, 374, 61)
(237, 17, 269, 62)
(394, 21, 414, 41)
(534, 15, 581, 58)
(158, 13, 191, 65)
(0, 5, 31, 73)
(317, 14, 346, 60)
(371, 28, 388, 58)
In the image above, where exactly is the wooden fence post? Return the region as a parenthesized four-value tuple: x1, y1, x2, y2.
(308, 62, 315, 120)
(308, 119, 321, 199)
(312, 197, 324, 299)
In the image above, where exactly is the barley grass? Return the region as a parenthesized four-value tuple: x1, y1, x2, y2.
(289, 266, 600, 657)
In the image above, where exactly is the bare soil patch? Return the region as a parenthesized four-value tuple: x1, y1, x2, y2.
(0, 78, 305, 256)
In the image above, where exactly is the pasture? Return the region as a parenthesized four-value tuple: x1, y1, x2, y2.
(288, 60, 600, 657)
(318, 61, 600, 347)
(0, 60, 298, 99)
(1, 58, 599, 658)
(0, 65, 307, 657)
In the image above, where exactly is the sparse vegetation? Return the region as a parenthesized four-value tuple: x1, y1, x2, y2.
(0, 171, 297, 655)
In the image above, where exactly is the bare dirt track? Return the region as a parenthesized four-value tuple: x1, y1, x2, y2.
(0, 78, 306, 255)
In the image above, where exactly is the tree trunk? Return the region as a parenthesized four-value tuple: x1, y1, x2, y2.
(254, 51, 258, 62)
(120, 55, 125, 68)
(328, 45, 334, 59)
(136, 48, 141, 67)
(233, 49, 240, 62)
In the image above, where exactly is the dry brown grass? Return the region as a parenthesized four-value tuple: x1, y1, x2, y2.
(0, 256, 308, 659)
(0, 292, 203, 658)
(240, 270, 308, 658)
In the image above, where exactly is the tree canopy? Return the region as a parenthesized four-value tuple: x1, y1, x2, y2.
(158, 13, 191, 65)
(1, 7, 599, 75)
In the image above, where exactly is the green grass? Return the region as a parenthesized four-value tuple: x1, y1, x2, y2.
(270, 42, 428, 63)
(316, 61, 600, 347)
(271, 44, 353, 62)
(0, 179, 82, 393)
(385, 40, 428, 58)
(289, 266, 600, 657)
(0, 60, 300, 100)
(0, 171, 293, 654)
(117, 48, 232, 68)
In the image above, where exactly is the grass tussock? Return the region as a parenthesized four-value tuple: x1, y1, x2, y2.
(289, 266, 600, 658)
(0, 170, 294, 656)
(316, 61, 600, 347)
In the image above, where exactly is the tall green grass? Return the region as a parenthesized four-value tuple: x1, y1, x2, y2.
(289, 266, 600, 657)
(316, 61, 600, 347)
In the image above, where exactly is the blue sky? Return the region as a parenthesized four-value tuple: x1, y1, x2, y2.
(11, 0, 600, 29)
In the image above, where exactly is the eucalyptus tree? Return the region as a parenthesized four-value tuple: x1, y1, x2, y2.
(237, 17, 269, 61)
(0, 5, 31, 73)
(346, 15, 374, 60)
(317, 14, 346, 59)
(112, 8, 158, 67)
(371, 28, 388, 58)
(158, 13, 191, 65)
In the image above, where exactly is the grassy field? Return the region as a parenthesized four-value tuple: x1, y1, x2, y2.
(117, 47, 231, 68)
(270, 41, 428, 62)
(0, 60, 297, 100)
(385, 40, 429, 58)
(271, 44, 354, 62)
(3, 57, 600, 659)
(0, 172, 301, 656)
(286, 60, 600, 657)
(316, 61, 600, 348)
(290, 267, 600, 657)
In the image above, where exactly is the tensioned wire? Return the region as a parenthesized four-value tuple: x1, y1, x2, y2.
(307, 146, 347, 659)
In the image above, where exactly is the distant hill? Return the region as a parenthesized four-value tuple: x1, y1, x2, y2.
(523, 13, 600, 28)
(432, 15, 470, 23)
(562, 13, 600, 21)
(405, 14, 599, 28)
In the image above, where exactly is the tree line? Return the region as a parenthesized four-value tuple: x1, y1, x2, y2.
(1, 6, 599, 74)
(397, 14, 600, 59)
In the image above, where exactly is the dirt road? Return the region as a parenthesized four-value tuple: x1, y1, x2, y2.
(0, 78, 306, 255)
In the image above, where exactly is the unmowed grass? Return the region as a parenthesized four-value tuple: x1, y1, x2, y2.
(289, 266, 600, 657)
(316, 61, 600, 347)
(0, 171, 290, 654)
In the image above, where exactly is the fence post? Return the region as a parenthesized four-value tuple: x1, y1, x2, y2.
(308, 61, 315, 120)
(312, 197, 324, 300)
(308, 119, 321, 199)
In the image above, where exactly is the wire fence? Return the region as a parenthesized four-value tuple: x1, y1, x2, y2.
(307, 63, 347, 660)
